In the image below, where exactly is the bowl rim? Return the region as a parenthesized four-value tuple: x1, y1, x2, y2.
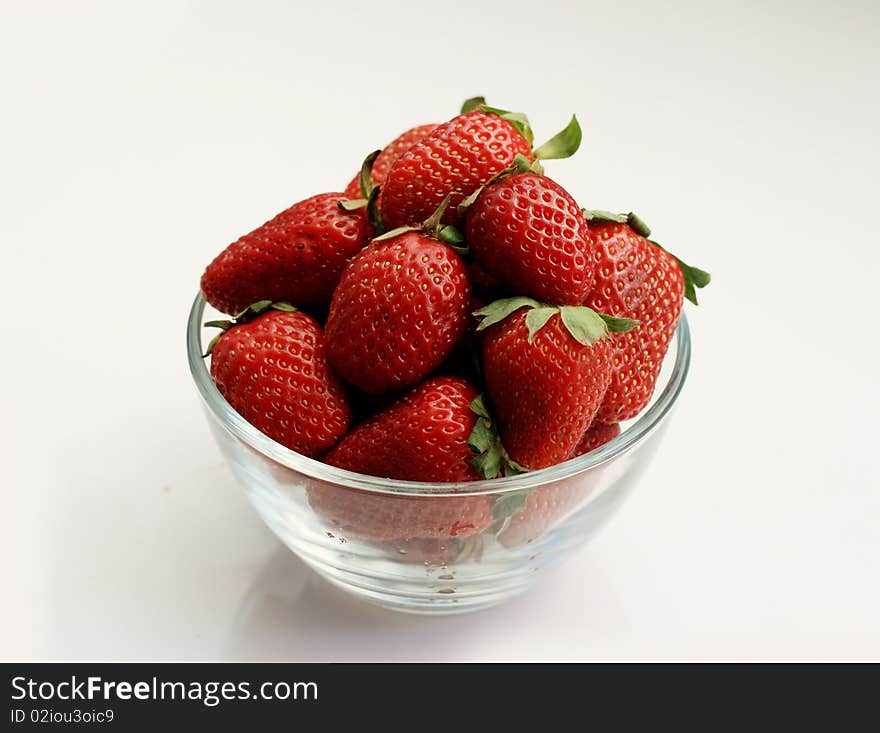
(187, 292, 690, 497)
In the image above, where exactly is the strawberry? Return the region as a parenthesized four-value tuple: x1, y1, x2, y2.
(343, 123, 438, 199)
(324, 206, 471, 394)
(306, 482, 494, 542)
(467, 172, 595, 305)
(470, 298, 637, 473)
(323, 376, 482, 482)
(495, 478, 596, 549)
(582, 211, 709, 423)
(495, 422, 620, 548)
(308, 377, 493, 541)
(380, 100, 581, 230)
(466, 260, 505, 301)
(200, 192, 371, 315)
(206, 302, 351, 456)
(571, 420, 621, 458)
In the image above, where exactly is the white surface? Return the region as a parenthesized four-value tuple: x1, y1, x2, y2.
(2, 0, 879, 661)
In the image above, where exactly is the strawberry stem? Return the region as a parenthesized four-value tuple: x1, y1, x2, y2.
(422, 193, 455, 236)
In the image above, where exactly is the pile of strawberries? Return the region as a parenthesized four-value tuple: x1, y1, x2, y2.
(199, 97, 709, 543)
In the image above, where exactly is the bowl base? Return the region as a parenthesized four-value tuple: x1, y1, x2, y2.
(315, 569, 532, 615)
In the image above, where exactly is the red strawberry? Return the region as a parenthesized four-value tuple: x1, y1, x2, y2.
(571, 420, 621, 458)
(582, 211, 709, 423)
(342, 123, 438, 199)
(467, 172, 595, 305)
(206, 303, 351, 456)
(308, 377, 493, 542)
(306, 483, 494, 542)
(200, 193, 371, 315)
(380, 110, 534, 229)
(380, 102, 582, 230)
(324, 376, 482, 482)
(472, 298, 637, 472)
(496, 422, 620, 548)
(496, 479, 596, 549)
(324, 231, 471, 394)
(466, 260, 505, 301)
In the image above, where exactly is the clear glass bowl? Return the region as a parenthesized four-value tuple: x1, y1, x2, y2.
(187, 293, 690, 615)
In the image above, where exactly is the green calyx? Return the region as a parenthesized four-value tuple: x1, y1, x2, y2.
(371, 193, 467, 253)
(338, 184, 384, 234)
(337, 150, 382, 213)
(582, 209, 649, 237)
(652, 241, 711, 305)
(366, 184, 384, 235)
(467, 394, 529, 479)
(473, 296, 638, 345)
(460, 96, 486, 113)
(358, 149, 381, 199)
(477, 104, 535, 147)
(202, 300, 297, 357)
(582, 209, 711, 305)
(533, 115, 582, 161)
(463, 98, 583, 161)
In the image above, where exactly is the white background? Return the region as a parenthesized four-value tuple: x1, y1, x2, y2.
(2, 0, 878, 661)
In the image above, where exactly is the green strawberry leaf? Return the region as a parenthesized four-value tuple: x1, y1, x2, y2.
(242, 300, 273, 318)
(524, 307, 559, 342)
(371, 224, 420, 242)
(688, 266, 712, 289)
(468, 395, 529, 480)
(648, 239, 712, 306)
(202, 302, 297, 357)
(533, 115, 582, 161)
(598, 313, 640, 333)
(338, 198, 367, 211)
(559, 305, 610, 345)
(460, 96, 486, 113)
(439, 225, 464, 245)
(474, 296, 542, 331)
(478, 105, 535, 147)
(511, 154, 532, 174)
(467, 418, 495, 454)
(469, 394, 492, 420)
(492, 490, 530, 520)
(626, 212, 651, 238)
(271, 302, 297, 312)
(582, 209, 629, 224)
(359, 149, 381, 198)
(472, 443, 502, 479)
(582, 209, 651, 238)
(202, 331, 225, 359)
(366, 184, 385, 235)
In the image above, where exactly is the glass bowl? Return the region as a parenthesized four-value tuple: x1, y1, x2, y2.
(186, 293, 690, 615)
